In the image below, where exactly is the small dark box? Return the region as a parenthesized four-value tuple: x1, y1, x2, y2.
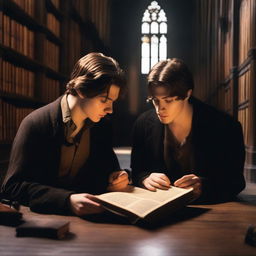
(16, 219, 70, 239)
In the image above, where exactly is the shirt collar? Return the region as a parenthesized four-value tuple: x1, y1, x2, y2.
(61, 94, 72, 123)
(61, 94, 95, 132)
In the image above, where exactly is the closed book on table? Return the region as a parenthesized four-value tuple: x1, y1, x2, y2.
(16, 219, 70, 239)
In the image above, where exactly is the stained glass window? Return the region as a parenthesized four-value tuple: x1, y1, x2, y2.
(141, 1, 167, 74)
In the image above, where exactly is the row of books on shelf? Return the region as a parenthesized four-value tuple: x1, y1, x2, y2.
(238, 106, 249, 146)
(11, 0, 60, 16)
(88, 0, 111, 43)
(41, 76, 61, 102)
(239, 0, 253, 65)
(47, 12, 60, 37)
(72, 0, 87, 21)
(0, 59, 61, 101)
(12, 0, 36, 17)
(238, 68, 251, 104)
(1, 13, 35, 59)
(51, 0, 60, 10)
(224, 36, 232, 79)
(0, 99, 33, 142)
(68, 20, 81, 69)
(0, 59, 35, 97)
(44, 39, 60, 72)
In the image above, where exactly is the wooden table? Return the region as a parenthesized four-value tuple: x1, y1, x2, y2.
(0, 200, 256, 256)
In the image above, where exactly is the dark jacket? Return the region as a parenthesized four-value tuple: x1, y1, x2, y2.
(1, 96, 120, 214)
(131, 97, 246, 202)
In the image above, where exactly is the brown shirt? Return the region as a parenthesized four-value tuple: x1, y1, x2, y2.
(58, 95, 90, 181)
(163, 125, 194, 181)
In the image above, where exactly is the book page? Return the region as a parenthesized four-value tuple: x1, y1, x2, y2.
(96, 186, 193, 218)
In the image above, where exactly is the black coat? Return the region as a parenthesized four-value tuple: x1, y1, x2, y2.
(1, 96, 120, 214)
(131, 97, 246, 202)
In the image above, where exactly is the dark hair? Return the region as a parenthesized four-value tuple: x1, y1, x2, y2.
(147, 58, 194, 99)
(66, 52, 126, 98)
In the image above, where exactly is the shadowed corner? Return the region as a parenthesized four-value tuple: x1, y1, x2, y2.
(136, 206, 210, 230)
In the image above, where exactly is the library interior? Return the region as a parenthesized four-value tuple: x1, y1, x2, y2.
(0, 0, 256, 255)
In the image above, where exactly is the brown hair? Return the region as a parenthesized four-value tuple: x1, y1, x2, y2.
(147, 58, 194, 100)
(66, 52, 126, 98)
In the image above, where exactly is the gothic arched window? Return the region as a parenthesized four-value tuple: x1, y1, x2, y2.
(141, 1, 167, 74)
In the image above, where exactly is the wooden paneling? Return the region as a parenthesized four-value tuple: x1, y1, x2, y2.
(87, 0, 110, 44)
(239, 0, 254, 65)
(194, 0, 256, 166)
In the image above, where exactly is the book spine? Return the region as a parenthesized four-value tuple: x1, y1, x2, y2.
(47, 12, 60, 37)
(1, 60, 35, 98)
(0, 10, 3, 45)
(12, 0, 35, 17)
(44, 39, 59, 72)
(0, 100, 33, 142)
(40, 76, 60, 103)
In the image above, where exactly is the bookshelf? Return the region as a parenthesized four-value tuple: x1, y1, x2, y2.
(193, 0, 256, 166)
(0, 0, 112, 183)
(237, 0, 256, 166)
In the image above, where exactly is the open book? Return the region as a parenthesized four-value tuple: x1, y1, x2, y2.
(95, 186, 194, 224)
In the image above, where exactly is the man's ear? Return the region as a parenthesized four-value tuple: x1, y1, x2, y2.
(76, 89, 86, 99)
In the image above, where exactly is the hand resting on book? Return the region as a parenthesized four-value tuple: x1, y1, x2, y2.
(142, 172, 201, 200)
(107, 170, 130, 192)
(142, 173, 171, 191)
(174, 174, 202, 199)
(69, 171, 130, 216)
(69, 193, 104, 216)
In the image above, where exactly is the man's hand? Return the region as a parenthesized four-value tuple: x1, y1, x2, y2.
(142, 173, 171, 191)
(174, 174, 202, 199)
(69, 193, 104, 216)
(107, 170, 130, 192)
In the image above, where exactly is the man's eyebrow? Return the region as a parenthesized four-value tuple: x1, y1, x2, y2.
(99, 95, 114, 101)
(153, 95, 173, 99)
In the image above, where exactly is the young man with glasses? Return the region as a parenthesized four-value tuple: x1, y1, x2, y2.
(131, 58, 245, 203)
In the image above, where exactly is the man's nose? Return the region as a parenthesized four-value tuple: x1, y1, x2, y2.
(157, 102, 165, 111)
(105, 104, 113, 114)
